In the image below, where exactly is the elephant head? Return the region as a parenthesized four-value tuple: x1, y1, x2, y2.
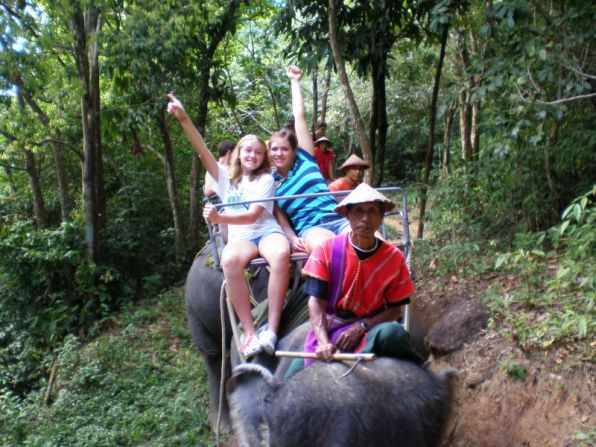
(227, 356, 456, 447)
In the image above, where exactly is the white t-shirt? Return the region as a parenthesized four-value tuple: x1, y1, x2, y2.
(213, 163, 282, 242)
(204, 170, 218, 195)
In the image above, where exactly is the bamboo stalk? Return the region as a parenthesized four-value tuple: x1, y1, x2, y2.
(44, 361, 57, 406)
(275, 351, 376, 361)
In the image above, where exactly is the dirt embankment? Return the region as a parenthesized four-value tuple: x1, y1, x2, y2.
(415, 274, 594, 447)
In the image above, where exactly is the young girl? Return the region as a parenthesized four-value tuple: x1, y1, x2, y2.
(167, 94, 290, 358)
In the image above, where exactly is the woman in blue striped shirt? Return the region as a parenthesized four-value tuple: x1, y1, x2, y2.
(270, 66, 350, 253)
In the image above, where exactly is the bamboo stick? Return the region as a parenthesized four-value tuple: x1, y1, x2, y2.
(275, 351, 376, 361)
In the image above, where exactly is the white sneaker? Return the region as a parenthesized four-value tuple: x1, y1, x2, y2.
(239, 334, 262, 359)
(258, 329, 278, 355)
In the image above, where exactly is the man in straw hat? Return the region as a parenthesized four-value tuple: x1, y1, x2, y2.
(313, 136, 336, 182)
(285, 183, 423, 377)
(328, 154, 370, 192)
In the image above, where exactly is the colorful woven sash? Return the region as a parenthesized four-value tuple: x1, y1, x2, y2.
(304, 234, 363, 364)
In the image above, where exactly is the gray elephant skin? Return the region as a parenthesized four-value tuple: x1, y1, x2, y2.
(227, 356, 456, 447)
(185, 248, 269, 430)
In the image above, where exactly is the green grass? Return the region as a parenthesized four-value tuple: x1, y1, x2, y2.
(0, 288, 218, 447)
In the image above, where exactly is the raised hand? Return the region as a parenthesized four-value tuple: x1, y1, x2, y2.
(286, 65, 302, 82)
(166, 93, 188, 122)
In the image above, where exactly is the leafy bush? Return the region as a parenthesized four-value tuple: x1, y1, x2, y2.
(0, 288, 216, 447)
(500, 356, 527, 381)
(486, 186, 595, 349)
(0, 220, 135, 395)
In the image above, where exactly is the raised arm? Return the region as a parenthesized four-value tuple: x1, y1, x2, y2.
(286, 66, 314, 155)
(166, 93, 219, 180)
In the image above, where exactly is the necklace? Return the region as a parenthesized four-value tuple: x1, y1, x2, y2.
(349, 234, 379, 253)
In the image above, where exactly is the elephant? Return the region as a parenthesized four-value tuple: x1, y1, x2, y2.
(186, 244, 431, 436)
(185, 247, 269, 430)
(185, 246, 309, 431)
(227, 352, 456, 447)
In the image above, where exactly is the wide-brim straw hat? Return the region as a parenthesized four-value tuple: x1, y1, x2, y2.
(315, 136, 331, 145)
(339, 154, 370, 171)
(333, 183, 395, 216)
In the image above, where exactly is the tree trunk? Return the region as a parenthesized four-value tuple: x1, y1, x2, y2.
(258, 70, 281, 130)
(376, 74, 387, 186)
(469, 30, 485, 160)
(370, 65, 388, 186)
(320, 68, 332, 123)
(14, 90, 47, 229)
(417, 24, 449, 240)
(545, 68, 563, 219)
(456, 28, 472, 164)
(328, 0, 373, 184)
(21, 89, 71, 222)
(71, 5, 104, 262)
(471, 101, 480, 160)
(156, 112, 187, 267)
(312, 67, 318, 136)
(442, 101, 456, 179)
(369, 64, 380, 182)
(24, 149, 47, 229)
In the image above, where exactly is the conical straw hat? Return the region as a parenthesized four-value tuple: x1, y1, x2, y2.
(339, 154, 370, 171)
(333, 183, 395, 216)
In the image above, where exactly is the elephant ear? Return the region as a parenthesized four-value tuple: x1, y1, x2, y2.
(226, 364, 278, 447)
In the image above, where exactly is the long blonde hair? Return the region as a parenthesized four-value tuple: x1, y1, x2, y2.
(228, 135, 271, 186)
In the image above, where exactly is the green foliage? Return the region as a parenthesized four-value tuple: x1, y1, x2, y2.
(424, 1, 596, 242)
(485, 186, 595, 350)
(0, 288, 216, 447)
(500, 357, 527, 381)
(0, 221, 117, 393)
(573, 427, 596, 447)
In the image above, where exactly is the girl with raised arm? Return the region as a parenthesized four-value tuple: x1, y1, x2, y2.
(269, 66, 350, 254)
(167, 94, 289, 358)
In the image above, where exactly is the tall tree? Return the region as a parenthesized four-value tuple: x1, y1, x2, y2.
(57, 1, 105, 262)
(274, 0, 431, 184)
(155, 111, 186, 265)
(105, 0, 194, 267)
(18, 82, 72, 222)
(187, 0, 246, 255)
(327, 0, 372, 183)
(418, 20, 450, 239)
(0, 2, 73, 224)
